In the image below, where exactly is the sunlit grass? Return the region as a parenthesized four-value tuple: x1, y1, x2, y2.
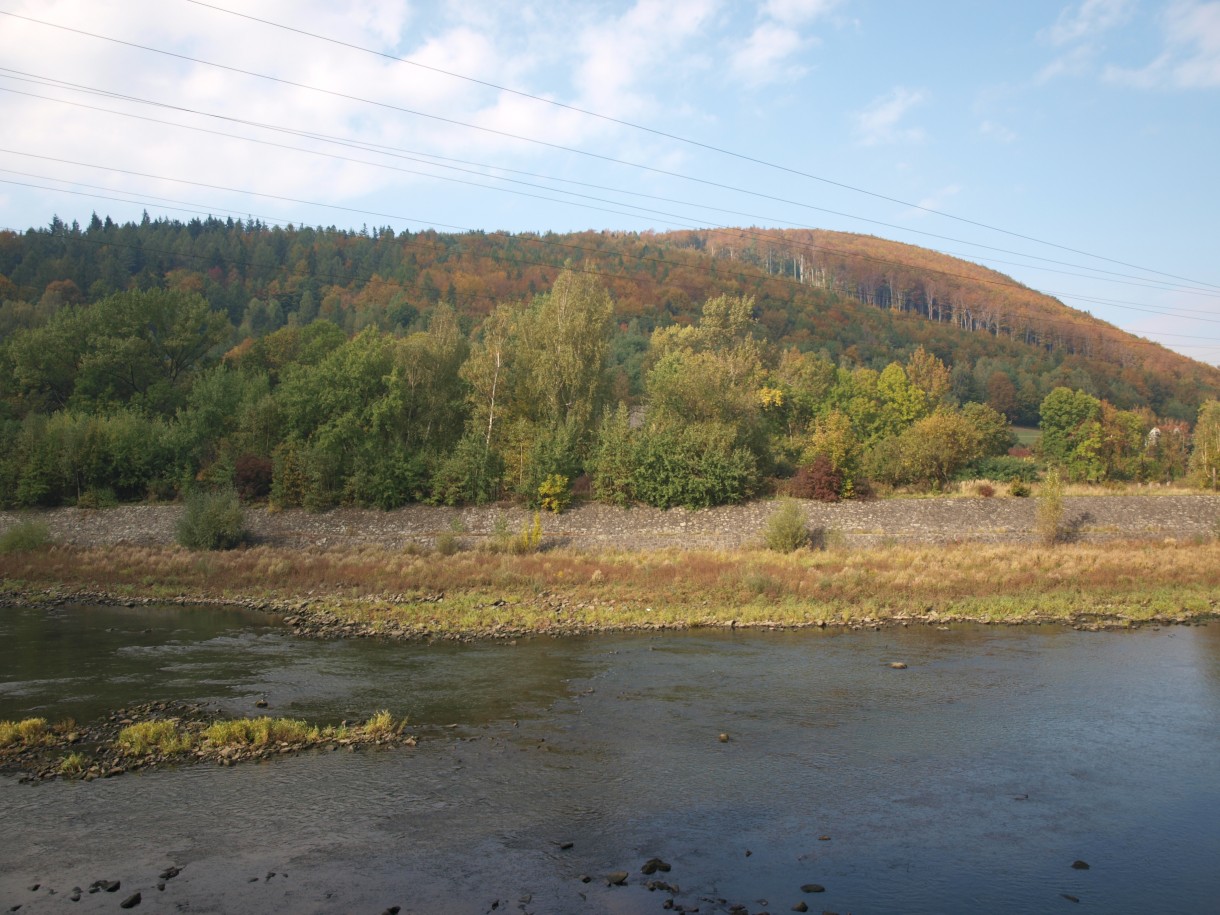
(0, 717, 51, 747)
(4, 537, 1218, 634)
(58, 751, 88, 775)
(116, 719, 193, 755)
(203, 717, 317, 748)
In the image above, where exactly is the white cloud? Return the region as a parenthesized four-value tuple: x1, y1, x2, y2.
(731, 22, 810, 85)
(853, 87, 926, 146)
(572, 0, 718, 119)
(1035, 0, 1133, 83)
(979, 120, 1017, 143)
(1042, 0, 1134, 46)
(1034, 43, 1099, 83)
(762, 0, 841, 26)
(1104, 0, 1220, 88)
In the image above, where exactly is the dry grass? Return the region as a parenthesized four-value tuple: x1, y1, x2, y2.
(116, 719, 193, 756)
(0, 717, 51, 747)
(58, 751, 88, 775)
(201, 712, 403, 748)
(4, 539, 1218, 633)
(203, 717, 318, 748)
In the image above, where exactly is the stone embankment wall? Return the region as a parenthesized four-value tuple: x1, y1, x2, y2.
(3, 495, 1218, 551)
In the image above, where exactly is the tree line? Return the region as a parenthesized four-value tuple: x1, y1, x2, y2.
(3, 268, 1217, 512)
(3, 216, 1219, 430)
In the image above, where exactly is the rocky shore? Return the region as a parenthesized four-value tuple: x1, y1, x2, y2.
(4, 492, 1219, 552)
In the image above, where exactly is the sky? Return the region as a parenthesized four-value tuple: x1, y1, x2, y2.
(1, 0, 1219, 364)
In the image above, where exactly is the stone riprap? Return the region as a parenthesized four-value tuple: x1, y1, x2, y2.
(2, 494, 1217, 552)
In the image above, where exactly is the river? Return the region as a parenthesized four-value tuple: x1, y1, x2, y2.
(2, 604, 1218, 913)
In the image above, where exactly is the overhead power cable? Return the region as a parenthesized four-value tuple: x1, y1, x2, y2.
(179, 0, 1220, 294)
(4, 7, 1218, 295)
(4, 74, 1218, 303)
(10, 146, 1220, 333)
(6, 172, 1220, 370)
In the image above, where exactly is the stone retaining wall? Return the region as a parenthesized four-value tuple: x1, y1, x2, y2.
(3, 495, 1218, 551)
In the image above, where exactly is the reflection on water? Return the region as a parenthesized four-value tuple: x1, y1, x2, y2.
(1, 605, 1218, 913)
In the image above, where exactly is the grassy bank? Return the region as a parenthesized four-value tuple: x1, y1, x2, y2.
(3, 538, 1218, 636)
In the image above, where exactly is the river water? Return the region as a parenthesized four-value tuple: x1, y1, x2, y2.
(2, 604, 1218, 914)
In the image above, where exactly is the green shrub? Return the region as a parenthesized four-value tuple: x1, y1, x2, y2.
(631, 422, 758, 509)
(76, 487, 118, 509)
(537, 474, 572, 513)
(430, 434, 503, 506)
(0, 520, 52, 553)
(177, 486, 247, 550)
(958, 455, 1040, 483)
(764, 499, 810, 553)
(1009, 481, 1031, 498)
(591, 404, 635, 507)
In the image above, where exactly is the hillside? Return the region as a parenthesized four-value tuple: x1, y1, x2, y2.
(1, 217, 1215, 423)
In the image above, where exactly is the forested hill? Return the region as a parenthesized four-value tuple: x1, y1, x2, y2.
(1, 215, 1217, 422)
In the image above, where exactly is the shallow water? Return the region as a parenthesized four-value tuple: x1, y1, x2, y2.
(2, 605, 1218, 913)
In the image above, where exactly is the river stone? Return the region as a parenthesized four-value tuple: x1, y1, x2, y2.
(792, 903, 809, 912)
(641, 857, 671, 874)
(1062, 893, 1080, 903)
(889, 661, 908, 669)
(119, 893, 141, 909)
(606, 871, 629, 886)
(1071, 860, 1090, 869)
(800, 883, 825, 893)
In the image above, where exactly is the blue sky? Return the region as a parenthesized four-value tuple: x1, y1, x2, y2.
(1, 0, 1218, 363)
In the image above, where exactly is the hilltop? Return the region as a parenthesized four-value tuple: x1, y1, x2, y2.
(2, 217, 1215, 423)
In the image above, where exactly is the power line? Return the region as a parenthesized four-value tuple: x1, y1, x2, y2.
(6, 180, 1220, 370)
(179, 0, 1220, 294)
(5, 7, 1219, 295)
(5, 73, 1218, 304)
(11, 146, 1220, 336)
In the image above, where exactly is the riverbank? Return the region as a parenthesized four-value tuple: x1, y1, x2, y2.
(3, 538, 1217, 639)
(4, 492, 1219, 551)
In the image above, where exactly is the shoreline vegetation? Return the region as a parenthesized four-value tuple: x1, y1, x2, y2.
(3, 535, 1217, 641)
(0, 702, 414, 784)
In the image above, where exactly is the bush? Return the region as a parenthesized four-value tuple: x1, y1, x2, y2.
(976, 483, 995, 498)
(76, 487, 118, 509)
(0, 520, 52, 553)
(1009, 481, 1031, 498)
(234, 454, 274, 501)
(430, 434, 503, 506)
(1036, 469, 1065, 546)
(959, 455, 1040, 483)
(537, 474, 572, 513)
(789, 454, 842, 502)
(631, 422, 758, 509)
(177, 487, 247, 550)
(510, 512, 544, 554)
(764, 499, 810, 553)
